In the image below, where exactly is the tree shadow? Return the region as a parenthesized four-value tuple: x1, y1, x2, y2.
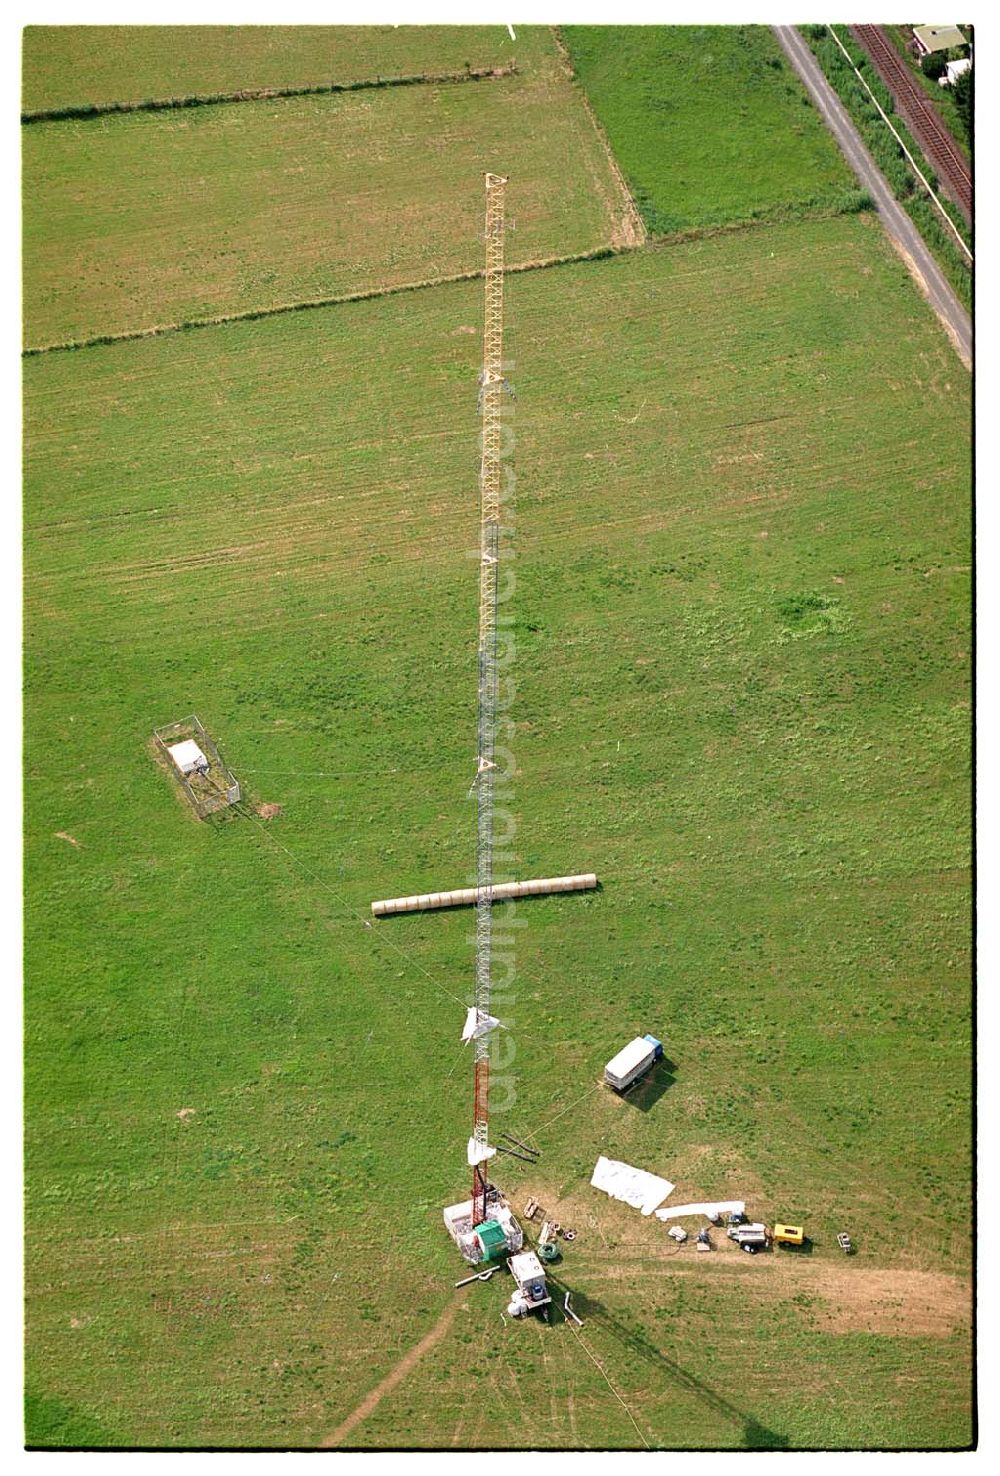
(547, 1277, 789, 1450)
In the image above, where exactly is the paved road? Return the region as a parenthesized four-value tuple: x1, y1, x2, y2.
(773, 24, 972, 366)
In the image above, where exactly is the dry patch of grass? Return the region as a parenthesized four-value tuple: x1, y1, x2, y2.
(808, 1266, 970, 1338)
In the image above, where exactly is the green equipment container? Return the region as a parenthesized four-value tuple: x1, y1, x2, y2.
(476, 1219, 507, 1259)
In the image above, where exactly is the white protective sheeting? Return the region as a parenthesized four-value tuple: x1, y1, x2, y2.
(168, 739, 207, 775)
(654, 1200, 746, 1222)
(461, 1007, 501, 1043)
(467, 1137, 498, 1168)
(372, 874, 598, 916)
(590, 1156, 674, 1216)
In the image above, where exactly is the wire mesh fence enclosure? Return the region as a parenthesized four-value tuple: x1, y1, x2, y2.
(152, 714, 241, 818)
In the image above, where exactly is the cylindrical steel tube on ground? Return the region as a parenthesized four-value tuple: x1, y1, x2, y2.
(371, 873, 598, 917)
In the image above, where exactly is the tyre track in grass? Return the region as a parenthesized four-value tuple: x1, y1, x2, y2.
(320, 1288, 467, 1446)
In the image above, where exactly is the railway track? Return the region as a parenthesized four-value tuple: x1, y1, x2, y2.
(774, 25, 971, 363)
(850, 24, 972, 223)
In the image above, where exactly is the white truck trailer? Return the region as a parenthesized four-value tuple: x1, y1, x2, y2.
(506, 1251, 552, 1318)
(604, 1033, 664, 1092)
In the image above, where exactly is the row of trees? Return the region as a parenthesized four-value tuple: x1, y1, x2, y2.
(920, 48, 963, 82)
(953, 67, 973, 148)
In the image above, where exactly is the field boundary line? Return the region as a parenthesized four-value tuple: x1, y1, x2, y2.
(550, 26, 647, 248)
(320, 1290, 467, 1447)
(22, 246, 621, 358)
(23, 200, 875, 360)
(644, 195, 873, 248)
(21, 62, 517, 124)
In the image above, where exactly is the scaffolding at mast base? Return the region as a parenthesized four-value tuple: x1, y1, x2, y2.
(443, 1189, 524, 1265)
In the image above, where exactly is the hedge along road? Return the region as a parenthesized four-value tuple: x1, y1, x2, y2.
(774, 24, 971, 367)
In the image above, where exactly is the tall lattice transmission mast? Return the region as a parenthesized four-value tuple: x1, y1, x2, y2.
(471, 172, 509, 1227)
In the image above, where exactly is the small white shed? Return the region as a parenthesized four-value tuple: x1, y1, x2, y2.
(168, 739, 209, 777)
(941, 57, 971, 87)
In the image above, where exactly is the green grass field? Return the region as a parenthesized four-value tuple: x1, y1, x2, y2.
(561, 25, 855, 234)
(25, 204, 971, 1448)
(22, 35, 623, 349)
(22, 24, 530, 113)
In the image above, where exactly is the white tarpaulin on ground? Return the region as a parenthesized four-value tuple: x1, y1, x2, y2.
(590, 1156, 674, 1216)
(654, 1200, 746, 1222)
(168, 739, 208, 775)
(468, 1137, 498, 1167)
(461, 1007, 501, 1043)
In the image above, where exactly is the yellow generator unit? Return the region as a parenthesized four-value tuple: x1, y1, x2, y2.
(773, 1223, 805, 1247)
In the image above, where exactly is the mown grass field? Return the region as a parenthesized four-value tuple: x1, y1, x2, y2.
(22, 24, 527, 114)
(22, 31, 623, 349)
(25, 209, 971, 1448)
(562, 25, 855, 233)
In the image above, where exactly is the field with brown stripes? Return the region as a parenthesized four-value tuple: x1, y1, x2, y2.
(22, 23, 524, 114)
(22, 29, 627, 349)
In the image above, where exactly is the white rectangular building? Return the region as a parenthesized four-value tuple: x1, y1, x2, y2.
(168, 739, 209, 777)
(913, 25, 966, 56)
